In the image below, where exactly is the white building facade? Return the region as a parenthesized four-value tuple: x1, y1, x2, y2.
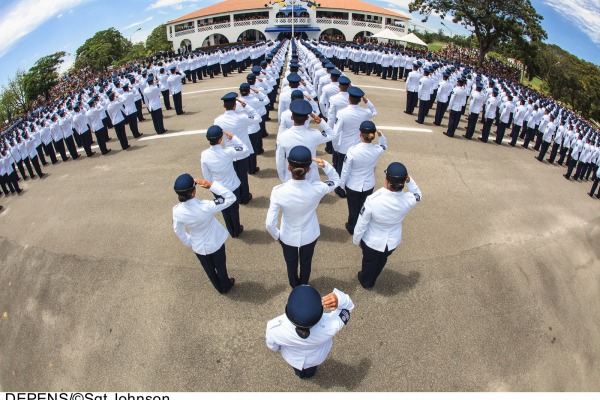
(166, 0, 410, 51)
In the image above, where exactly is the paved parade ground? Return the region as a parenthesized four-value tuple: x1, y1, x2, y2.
(1, 72, 599, 391)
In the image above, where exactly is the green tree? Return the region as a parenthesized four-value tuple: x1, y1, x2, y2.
(0, 70, 29, 123)
(146, 24, 172, 53)
(409, 0, 547, 67)
(22, 51, 66, 102)
(75, 28, 132, 71)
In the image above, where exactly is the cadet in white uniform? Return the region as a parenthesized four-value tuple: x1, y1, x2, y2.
(332, 86, 377, 198)
(172, 173, 236, 294)
(276, 100, 337, 183)
(143, 75, 167, 135)
(266, 146, 340, 288)
(167, 67, 185, 115)
(266, 285, 354, 379)
(201, 125, 248, 238)
(463, 82, 485, 139)
(340, 121, 387, 235)
(214, 92, 260, 204)
(353, 162, 422, 288)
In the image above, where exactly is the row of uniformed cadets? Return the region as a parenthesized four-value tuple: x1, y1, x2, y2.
(0, 42, 283, 206)
(398, 57, 600, 199)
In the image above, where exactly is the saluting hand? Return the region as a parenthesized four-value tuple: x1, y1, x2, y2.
(312, 157, 325, 168)
(310, 113, 321, 124)
(362, 96, 368, 104)
(377, 129, 382, 137)
(194, 178, 212, 189)
(321, 293, 338, 311)
(251, 88, 259, 94)
(223, 130, 233, 140)
(237, 99, 247, 108)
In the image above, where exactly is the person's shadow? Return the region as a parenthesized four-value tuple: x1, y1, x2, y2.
(309, 269, 420, 298)
(226, 280, 287, 304)
(312, 358, 372, 390)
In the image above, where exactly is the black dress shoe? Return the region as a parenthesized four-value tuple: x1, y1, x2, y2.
(443, 132, 453, 137)
(462, 134, 471, 140)
(39, 174, 47, 179)
(235, 225, 244, 237)
(588, 192, 594, 197)
(345, 223, 353, 235)
(102, 149, 112, 155)
(223, 278, 235, 294)
(478, 137, 487, 143)
(563, 174, 570, 180)
(123, 145, 131, 150)
(403, 111, 412, 115)
(73, 155, 81, 160)
(136, 133, 144, 138)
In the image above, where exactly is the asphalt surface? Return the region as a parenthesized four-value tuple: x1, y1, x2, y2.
(0, 70, 599, 391)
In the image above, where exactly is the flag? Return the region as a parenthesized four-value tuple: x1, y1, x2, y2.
(307, 0, 318, 8)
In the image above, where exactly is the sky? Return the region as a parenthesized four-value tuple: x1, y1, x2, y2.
(0, 0, 598, 87)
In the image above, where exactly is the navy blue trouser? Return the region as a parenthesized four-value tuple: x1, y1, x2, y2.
(465, 112, 479, 138)
(359, 241, 395, 288)
(280, 238, 318, 288)
(590, 177, 600, 197)
(346, 187, 373, 234)
(233, 157, 251, 203)
(195, 244, 232, 293)
(214, 187, 241, 237)
(446, 110, 461, 136)
(294, 366, 317, 379)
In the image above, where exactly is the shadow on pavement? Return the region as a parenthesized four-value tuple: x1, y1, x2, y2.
(226, 281, 287, 304)
(252, 168, 278, 179)
(319, 224, 352, 243)
(241, 195, 270, 208)
(313, 358, 372, 390)
(372, 270, 421, 297)
(237, 229, 275, 245)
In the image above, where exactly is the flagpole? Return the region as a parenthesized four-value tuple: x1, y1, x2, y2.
(291, 0, 295, 41)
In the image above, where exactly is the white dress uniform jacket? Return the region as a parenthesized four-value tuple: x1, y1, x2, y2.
(266, 161, 340, 246)
(172, 181, 235, 255)
(276, 121, 338, 183)
(353, 179, 422, 252)
(266, 288, 355, 370)
(333, 101, 377, 154)
(200, 135, 247, 191)
(340, 134, 387, 191)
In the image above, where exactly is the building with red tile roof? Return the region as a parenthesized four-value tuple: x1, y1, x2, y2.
(165, 0, 410, 50)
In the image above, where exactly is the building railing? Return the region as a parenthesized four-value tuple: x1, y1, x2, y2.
(232, 19, 269, 27)
(274, 17, 310, 25)
(213, 22, 232, 29)
(197, 25, 214, 32)
(367, 22, 383, 29)
(386, 25, 406, 33)
(175, 30, 194, 37)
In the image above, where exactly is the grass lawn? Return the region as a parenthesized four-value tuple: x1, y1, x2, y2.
(428, 41, 447, 52)
(522, 76, 547, 94)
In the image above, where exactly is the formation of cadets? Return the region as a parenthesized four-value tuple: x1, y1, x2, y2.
(0, 42, 274, 209)
(3, 36, 598, 376)
(171, 38, 423, 378)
